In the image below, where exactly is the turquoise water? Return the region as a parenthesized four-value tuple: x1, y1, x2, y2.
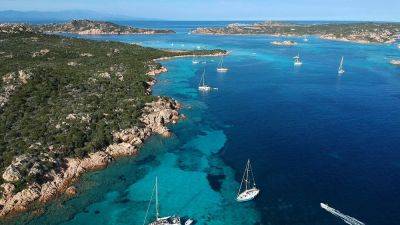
(6, 22, 400, 225)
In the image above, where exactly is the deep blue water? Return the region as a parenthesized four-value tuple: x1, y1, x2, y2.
(7, 21, 400, 225)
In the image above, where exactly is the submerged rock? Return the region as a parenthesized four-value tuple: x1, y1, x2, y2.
(65, 186, 77, 197)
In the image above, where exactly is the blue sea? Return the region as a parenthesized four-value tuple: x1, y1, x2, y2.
(8, 21, 400, 225)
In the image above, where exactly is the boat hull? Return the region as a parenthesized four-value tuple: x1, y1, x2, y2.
(294, 62, 302, 66)
(149, 216, 181, 225)
(236, 188, 260, 202)
(217, 68, 228, 72)
(198, 86, 212, 92)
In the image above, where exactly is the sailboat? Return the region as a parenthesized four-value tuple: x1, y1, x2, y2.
(144, 177, 194, 225)
(198, 69, 212, 92)
(293, 54, 303, 66)
(338, 56, 345, 75)
(216, 55, 228, 72)
(303, 36, 309, 42)
(192, 56, 199, 64)
(236, 159, 260, 202)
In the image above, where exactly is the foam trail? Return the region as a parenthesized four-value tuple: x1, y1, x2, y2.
(321, 203, 365, 225)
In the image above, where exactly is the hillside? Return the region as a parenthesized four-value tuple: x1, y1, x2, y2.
(192, 21, 400, 44)
(0, 24, 225, 217)
(37, 19, 175, 34)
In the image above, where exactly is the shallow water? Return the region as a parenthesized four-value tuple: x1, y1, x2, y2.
(6, 21, 400, 225)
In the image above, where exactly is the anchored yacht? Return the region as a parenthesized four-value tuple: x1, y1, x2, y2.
(145, 178, 194, 225)
(293, 54, 303, 66)
(236, 159, 260, 202)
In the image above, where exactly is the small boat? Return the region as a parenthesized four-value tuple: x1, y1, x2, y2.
(303, 36, 309, 42)
(293, 54, 303, 66)
(236, 159, 260, 202)
(192, 56, 199, 64)
(216, 55, 228, 72)
(145, 177, 194, 225)
(397, 44, 400, 49)
(184, 219, 194, 225)
(198, 69, 212, 92)
(320, 203, 365, 225)
(338, 56, 345, 75)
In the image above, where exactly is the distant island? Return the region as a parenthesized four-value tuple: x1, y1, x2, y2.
(0, 23, 225, 218)
(192, 21, 400, 44)
(37, 19, 175, 35)
(271, 40, 297, 46)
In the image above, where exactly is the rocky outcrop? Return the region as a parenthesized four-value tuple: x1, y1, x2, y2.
(147, 66, 168, 76)
(141, 98, 181, 137)
(2, 154, 57, 183)
(0, 184, 41, 217)
(1, 70, 32, 108)
(0, 24, 34, 34)
(0, 96, 181, 217)
(271, 40, 297, 46)
(32, 49, 50, 58)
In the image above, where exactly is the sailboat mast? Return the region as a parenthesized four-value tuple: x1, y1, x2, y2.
(202, 69, 206, 86)
(237, 161, 247, 196)
(245, 159, 250, 190)
(340, 57, 344, 68)
(155, 177, 159, 219)
(248, 160, 256, 187)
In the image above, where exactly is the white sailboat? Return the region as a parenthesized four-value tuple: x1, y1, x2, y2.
(144, 178, 194, 225)
(236, 159, 260, 202)
(303, 36, 309, 42)
(338, 56, 345, 75)
(216, 55, 228, 72)
(192, 56, 199, 64)
(293, 54, 303, 66)
(198, 69, 212, 92)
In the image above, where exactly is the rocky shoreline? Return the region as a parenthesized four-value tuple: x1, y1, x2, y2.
(192, 21, 400, 44)
(0, 68, 180, 218)
(0, 51, 225, 219)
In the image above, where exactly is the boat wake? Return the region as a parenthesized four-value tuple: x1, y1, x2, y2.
(321, 203, 365, 225)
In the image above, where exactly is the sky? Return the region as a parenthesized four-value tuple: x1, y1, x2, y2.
(1, 0, 400, 21)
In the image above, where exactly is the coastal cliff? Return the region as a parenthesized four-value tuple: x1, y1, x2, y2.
(192, 21, 400, 44)
(37, 19, 176, 35)
(0, 24, 225, 218)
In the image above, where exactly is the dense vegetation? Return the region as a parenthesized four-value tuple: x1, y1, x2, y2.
(193, 21, 400, 43)
(0, 27, 224, 184)
(37, 19, 175, 34)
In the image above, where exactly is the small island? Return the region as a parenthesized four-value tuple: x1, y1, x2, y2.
(271, 40, 297, 46)
(37, 19, 176, 35)
(192, 21, 400, 44)
(0, 23, 225, 218)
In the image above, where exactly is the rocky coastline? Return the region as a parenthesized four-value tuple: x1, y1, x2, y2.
(0, 74, 180, 218)
(0, 48, 226, 218)
(192, 21, 400, 44)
